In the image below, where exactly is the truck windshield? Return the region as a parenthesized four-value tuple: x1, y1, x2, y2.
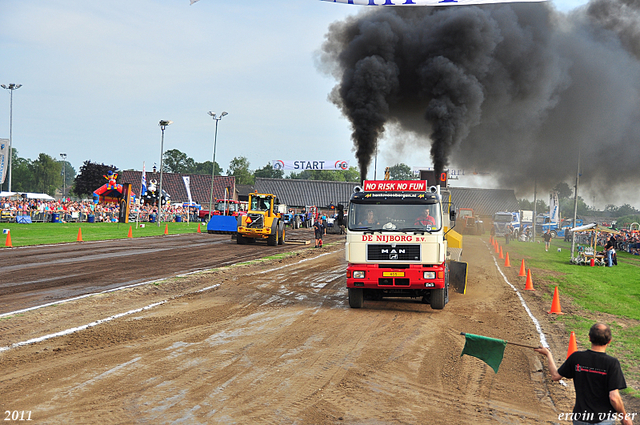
(348, 202, 441, 232)
(493, 214, 513, 223)
(216, 202, 238, 212)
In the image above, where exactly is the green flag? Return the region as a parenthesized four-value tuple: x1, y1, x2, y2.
(460, 333, 507, 373)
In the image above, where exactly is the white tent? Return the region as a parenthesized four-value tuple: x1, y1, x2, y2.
(0, 191, 55, 200)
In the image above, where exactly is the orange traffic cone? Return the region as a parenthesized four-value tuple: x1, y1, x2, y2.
(128, 226, 133, 238)
(77, 228, 83, 242)
(567, 331, 578, 358)
(164, 224, 169, 235)
(548, 286, 564, 314)
(519, 259, 526, 277)
(5, 231, 13, 248)
(495, 242, 500, 253)
(499, 246, 504, 259)
(197, 223, 201, 233)
(504, 252, 511, 267)
(525, 269, 535, 290)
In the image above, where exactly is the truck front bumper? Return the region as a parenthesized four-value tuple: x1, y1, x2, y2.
(346, 263, 445, 289)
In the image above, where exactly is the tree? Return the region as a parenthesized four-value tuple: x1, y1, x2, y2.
(553, 182, 573, 200)
(388, 163, 414, 180)
(287, 167, 360, 182)
(191, 160, 223, 176)
(228, 156, 254, 185)
(4, 149, 33, 192)
(254, 163, 284, 179)
(617, 204, 639, 217)
(163, 149, 195, 173)
(31, 153, 63, 196)
(73, 161, 118, 197)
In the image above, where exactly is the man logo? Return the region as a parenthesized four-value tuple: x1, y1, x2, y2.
(390, 254, 398, 260)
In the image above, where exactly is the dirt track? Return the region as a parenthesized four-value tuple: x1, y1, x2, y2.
(1, 232, 637, 424)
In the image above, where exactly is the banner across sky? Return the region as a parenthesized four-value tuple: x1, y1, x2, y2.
(272, 160, 350, 171)
(322, 0, 544, 5)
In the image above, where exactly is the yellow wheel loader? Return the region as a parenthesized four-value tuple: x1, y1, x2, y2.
(237, 193, 286, 246)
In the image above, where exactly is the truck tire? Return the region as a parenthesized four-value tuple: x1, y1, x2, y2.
(348, 288, 364, 308)
(431, 273, 449, 310)
(551, 230, 557, 238)
(237, 234, 247, 244)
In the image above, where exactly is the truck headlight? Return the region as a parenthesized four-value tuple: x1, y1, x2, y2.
(353, 271, 365, 279)
(423, 271, 435, 279)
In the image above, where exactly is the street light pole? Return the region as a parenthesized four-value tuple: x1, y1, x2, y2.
(60, 153, 67, 199)
(158, 120, 173, 227)
(1, 83, 22, 192)
(207, 111, 228, 221)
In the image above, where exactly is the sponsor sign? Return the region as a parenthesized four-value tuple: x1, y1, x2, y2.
(363, 180, 427, 192)
(323, 0, 544, 6)
(271, 160, 349, 171)
(0, 139, 8, 185)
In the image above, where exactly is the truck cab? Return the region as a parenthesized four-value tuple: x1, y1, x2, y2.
(344, 179, 466, 310)
(493, 211, 520, 237)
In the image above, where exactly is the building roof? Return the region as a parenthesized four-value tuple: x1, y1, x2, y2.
(254, 178, 359, 208)
(120, 171, 236, 205)
(448, 187, 520, 217)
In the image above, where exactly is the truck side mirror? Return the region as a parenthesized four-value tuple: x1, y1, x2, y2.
(450, 209, 456, 222)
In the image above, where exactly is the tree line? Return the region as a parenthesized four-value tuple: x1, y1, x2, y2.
(6, 147, 640, 223)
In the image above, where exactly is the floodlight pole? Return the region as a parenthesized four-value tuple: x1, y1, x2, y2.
(1, 83, 22, 192)
(207, 111, 228, 221)
(158, 120, 173, 227)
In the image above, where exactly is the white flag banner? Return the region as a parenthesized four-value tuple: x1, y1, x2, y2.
(272, 160, 350, 171)
(0, 139, 9, 185)
(182, 176, 193, 204)
(322, 0, 544, 5)
(550, 191, 559, 223)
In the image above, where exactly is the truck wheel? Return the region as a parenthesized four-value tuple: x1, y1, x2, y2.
(348, 288, 364, 308)
(237, 234, 247, 244)
(430, 287, 446, 309)
(551, 230, 557, 238)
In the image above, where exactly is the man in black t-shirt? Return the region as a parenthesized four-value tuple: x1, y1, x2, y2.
(535, 323, 633, 425)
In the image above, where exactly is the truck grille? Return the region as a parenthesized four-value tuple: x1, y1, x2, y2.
(367, 244, 421, 261)
(247, 213, 264, 228)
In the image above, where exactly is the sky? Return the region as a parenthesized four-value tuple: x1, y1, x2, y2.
(3, 0, 617, 207)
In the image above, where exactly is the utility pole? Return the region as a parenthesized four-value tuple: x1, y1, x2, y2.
(571, 151, 581, 260)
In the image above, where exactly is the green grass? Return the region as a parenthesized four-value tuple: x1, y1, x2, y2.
(496, 236, 640, 390)
(1, 221, 202, 247)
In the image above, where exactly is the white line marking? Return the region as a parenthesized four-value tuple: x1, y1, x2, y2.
(487, 242, 567, 387)
(0, 301, 166, 353)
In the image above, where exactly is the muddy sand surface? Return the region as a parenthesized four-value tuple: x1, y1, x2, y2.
(1, 231, 638, 424)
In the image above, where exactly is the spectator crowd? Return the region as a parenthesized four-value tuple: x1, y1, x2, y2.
(0, 197, 200, 223)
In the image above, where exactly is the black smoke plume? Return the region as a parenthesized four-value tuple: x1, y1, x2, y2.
(320, 1, 640, 201)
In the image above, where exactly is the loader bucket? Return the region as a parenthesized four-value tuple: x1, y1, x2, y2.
(449, 260, 468, 294)
(207, 216, 238, 234)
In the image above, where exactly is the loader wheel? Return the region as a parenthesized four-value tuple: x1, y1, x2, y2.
(348, 288, 364, 308)
(267, 232, 277, 246)
(237, 234, 247, 244)
(278, 226, 285, 245)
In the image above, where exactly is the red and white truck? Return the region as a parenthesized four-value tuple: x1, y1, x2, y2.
(345, 177, 467, 309)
